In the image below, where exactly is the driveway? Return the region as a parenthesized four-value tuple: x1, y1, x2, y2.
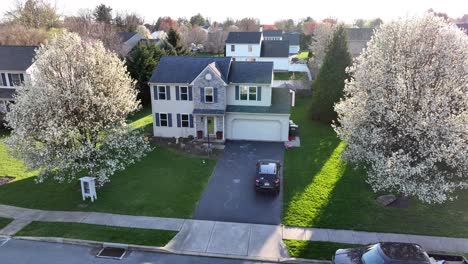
(194, 141, 284, 225)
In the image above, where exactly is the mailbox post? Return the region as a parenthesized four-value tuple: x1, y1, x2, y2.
(80, 177, 97, 202)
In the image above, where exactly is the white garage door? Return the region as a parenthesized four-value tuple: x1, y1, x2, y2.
(231, 119, 282, 141)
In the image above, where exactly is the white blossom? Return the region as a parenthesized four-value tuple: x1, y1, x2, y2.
(333, 15, 468, 203)
(5, 32, 152, 186)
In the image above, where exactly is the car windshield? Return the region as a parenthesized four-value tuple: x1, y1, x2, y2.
(362, 246, 385, 264)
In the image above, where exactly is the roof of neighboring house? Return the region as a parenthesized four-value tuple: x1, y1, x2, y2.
(226, 88, 290, 114)
(345, 28, 374, 41)
(138, 39, 161, 46)
(283, 33, 300, 46)
(118, 32, 138, 42)
(228, 61, 273, 84)
(262, 25, 279, 30)
(263, 30, 283, 37)
(149, 56, 232, 84)
(456, 23, 468, 34)
(0, 46, 37, 71)
(226, 32, 262, 44)
(260, 40, 289, 57)
(0, 88, 16, 100)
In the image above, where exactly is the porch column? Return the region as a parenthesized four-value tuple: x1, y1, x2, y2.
(222, 115, 225, 141)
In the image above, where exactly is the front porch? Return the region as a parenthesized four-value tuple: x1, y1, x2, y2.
(193, 109, 225, 142)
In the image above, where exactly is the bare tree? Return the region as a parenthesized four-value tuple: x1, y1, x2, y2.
(204, 27, 228, 54)
(183, 26, 208, 46)
(0, 23, 49, 45)
(5, 0, 61, 29)
(236, 18, 260, 31)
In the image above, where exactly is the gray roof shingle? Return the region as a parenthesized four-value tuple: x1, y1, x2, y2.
(226, 88, 290, 114)
(263, 30, 283, 37)
(118, 32, 137, 42)
(260, 40, 289, 57)
(149, 56, 232, 84)
(283, 33, 300, 46)
(228, 61, 273, 84)
(0, 46, 37, 71)
(345, 28, 374, 41)
(226, 32, 262, 44)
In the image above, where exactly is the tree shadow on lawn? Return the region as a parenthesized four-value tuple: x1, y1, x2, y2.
(0, 147, 216, 218)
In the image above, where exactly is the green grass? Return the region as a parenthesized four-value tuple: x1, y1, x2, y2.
(283, 96, 468, 238)
(0, 217, 12, 229)
(192, 52, 223, 57)
(284, 240, 362, 260)
(17, 221, 177, 247)
(274, 72, 308, 80)
(0, 110, 216, 218)
(127, 106, 153, 131)
(296, 51, 309, 60)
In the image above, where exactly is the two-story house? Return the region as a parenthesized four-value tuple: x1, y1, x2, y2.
(225, 32, 263, 62)
(0, 45, 36, 122)
(148, 56, 291, 142)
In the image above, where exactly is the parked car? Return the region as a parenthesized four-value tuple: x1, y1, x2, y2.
(255, 160, 281, 194)
(332, 242, 468, 264)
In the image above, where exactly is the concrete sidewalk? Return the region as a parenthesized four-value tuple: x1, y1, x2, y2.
(1, 204, 467, 260)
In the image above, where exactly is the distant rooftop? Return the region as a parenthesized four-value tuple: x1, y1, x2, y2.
(226, 32, 262, 44)
(118, 32, 137, 42)
(0, 45, 37, 71)
(263, 30, 283, 37)
(345, 28, 374, 41)
(261, 40, 289, 58)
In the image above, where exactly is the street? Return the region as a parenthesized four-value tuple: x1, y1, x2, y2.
(0, 237, 278, 264)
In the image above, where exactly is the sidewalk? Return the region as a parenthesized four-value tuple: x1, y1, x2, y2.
(1, 204, 467, 259)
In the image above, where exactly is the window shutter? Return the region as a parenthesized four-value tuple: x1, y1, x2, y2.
(175, 86, 180, 100)
(200, 88, 204, 102)
(168, 113, 173, 127)
(20, 74, 24, 83)
(189, 114, 194, 128)
(153, 86, 158, 100)
(166, 86, 171, 100)
(188, 86, 193, 101)
(177, 114, 181, 127)
(235, 86, 239, 100)
(214, 88, 218, 103)
(257, 87, 262, 101)
(7, 74, 12, 86)
(155, 113, 160, 126)
(1, 74, 5, 86)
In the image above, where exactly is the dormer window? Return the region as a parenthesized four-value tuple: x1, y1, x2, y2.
(231, 45, 235, 52)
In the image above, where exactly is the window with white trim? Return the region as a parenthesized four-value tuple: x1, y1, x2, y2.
(231, 45, 235, 52)
(249, 87, 257, 100)
(0, 75, 6, 86)
(158, 86, 167, 100)
(205, 87, 213, 103)
(181, 114, 189, 127)
(159, 113, 168, 127)
(240, 86, 248, 100)
(10, 74, 23, 86)
(239, 86, 257, 101)
(180, 86, 188, 101)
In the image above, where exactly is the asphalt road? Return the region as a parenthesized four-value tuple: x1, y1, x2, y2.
(0, 238, 277, 264)
(194, 141, 284, 225)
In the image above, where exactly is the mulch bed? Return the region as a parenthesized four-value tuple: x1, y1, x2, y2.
(0, 176, 14, 186)
(388, 196, 411, 208)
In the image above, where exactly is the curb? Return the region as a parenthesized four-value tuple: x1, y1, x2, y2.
(13, 236, 330, 263)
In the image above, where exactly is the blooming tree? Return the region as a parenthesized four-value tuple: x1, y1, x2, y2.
(309, 22, 336, 76)
(6, 32, 152, 186)
(334, 16, 468, 203)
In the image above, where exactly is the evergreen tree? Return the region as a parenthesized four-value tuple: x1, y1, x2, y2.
(310, 25, 352, 123)
(126, 41, 166, 106)
(93, 4, 113, 24)
(166, 28, 189, 55)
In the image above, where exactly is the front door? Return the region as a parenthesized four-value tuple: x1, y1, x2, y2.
(207, 116, 215, 136)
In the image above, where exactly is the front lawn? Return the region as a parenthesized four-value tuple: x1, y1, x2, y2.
(0, 110, 216, 218)
(274, 71, 308, 80)
(283, 96, 468, 238)
(284, 240, 361, 260)
(17, 221, 177, 247)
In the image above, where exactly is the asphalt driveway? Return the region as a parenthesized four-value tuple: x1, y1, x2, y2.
(193, 141, 284, 225)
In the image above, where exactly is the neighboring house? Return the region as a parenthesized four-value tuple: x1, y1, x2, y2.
(225, 32, 263, 61)
(283, 33, 300, 54)
(456, 23, 468, 35)
(118, 32, 144, 56)
(258, 41, 289, 71)
(0, 45, 36, 123)
(150, 30, 168, 41)
(345, 28, 374, 57)
(148, 56, 291, 142)
(263, 30, 283, 40)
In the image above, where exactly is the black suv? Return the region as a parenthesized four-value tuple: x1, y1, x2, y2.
(255, 160, 281, 194)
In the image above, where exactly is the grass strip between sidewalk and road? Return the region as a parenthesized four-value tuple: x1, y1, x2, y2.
(16, 221, 177, 247)
(283, 240, 361, 260)
(0, 217, 13, 230)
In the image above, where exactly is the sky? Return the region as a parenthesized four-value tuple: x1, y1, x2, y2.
(1, 0, 467, 24)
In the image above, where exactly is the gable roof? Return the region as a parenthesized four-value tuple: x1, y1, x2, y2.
(118, 32, 137, 42)
(0, 46, 37, 71)
(226, 32, 262, 44)
(345, 28, 374, 41)
(149, 56, 232, 84)
(283, 32, 300, 46)
(260, 40, 289, 58)
(263, 30, 283, 37)
(228, 61, 273, 84)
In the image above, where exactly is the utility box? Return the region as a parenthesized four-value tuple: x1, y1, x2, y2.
(80, 176, 97, 202)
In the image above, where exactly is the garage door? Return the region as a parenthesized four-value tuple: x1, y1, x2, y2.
(231, 119, 282, 141)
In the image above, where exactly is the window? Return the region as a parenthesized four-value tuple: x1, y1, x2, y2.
(249, 87, 257, 101)
(248, 45, 252, 52)
(240, 86, 248, 100)
(231, 45, 235, 52)
(180, 86, 188, 101)
(10, 73, 23, 86)
(158, 86, 167, 100)
(159, 113, 168, 127)
(181, 114, 189, 128)
(0, 74, 6, 86)
(205, 87, 213, 103)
